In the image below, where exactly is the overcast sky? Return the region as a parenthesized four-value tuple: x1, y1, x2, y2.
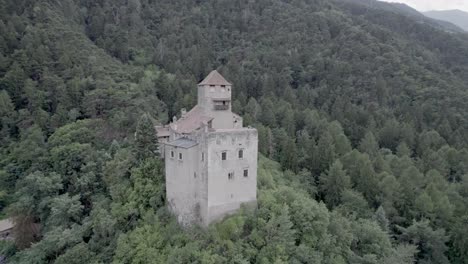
(378, 0, 468, 12)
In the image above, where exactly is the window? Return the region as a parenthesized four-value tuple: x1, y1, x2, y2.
(238, 149, 244, 159)
(201, 152, 204, 161)
(171, 151, 174, 158)
(228, 172, 234, 180)
(214, 100, 230, 110)
(222, 151, 227, 160)
(244, 169, 249, 178)
(194, 172, 197, 178)
(179, 153, 183, 160)
(221, 85, 226, 88)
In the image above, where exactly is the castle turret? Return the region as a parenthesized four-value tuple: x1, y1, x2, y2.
(197, 70, 234, 129)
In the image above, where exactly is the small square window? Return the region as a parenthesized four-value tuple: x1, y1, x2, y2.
(228, 172, 234, 180)
(222, 151, 227, 160)
(238, 149, 244, 159)
(244, 169, 248, 178)
(179, 153, 183, 160)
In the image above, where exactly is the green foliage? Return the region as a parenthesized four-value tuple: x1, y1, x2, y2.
(0, 0, 467, 262)
(319, 160, 351, 208)
(135, 113, 159, 160)
(399, 220, 450, 264)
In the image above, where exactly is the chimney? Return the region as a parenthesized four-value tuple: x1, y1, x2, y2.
(181, 108, 187, 118)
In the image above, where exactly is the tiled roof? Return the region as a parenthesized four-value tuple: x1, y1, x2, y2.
(155, 126, 170, 137)
(170, 105, 213, 134)
(199, 70, 232, 86)
(166, 138, 198, 149)
(0, 219, 13, 232)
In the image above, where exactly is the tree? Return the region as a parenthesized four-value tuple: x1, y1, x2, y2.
(399, 220, 449, 264)
(112, 158, 165, 227)
(350, 219, 393, 261)
(135, 113, 159, 160)
(314, 132, 335, 175)
(338, 189, 372, 219)
(320, 160, 351, 208)
(414, 191, 433, 218)
(54, 243, 96, 264)
(374, 206, 389, 232)
(257, 206, 296, 263)
(341, 151, 379, 204)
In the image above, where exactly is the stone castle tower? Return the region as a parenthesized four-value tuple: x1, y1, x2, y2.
(156, 70, 258, 226)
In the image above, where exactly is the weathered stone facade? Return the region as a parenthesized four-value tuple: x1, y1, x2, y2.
(156, 70, 258, 226)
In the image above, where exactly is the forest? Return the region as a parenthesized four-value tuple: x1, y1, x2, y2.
(0, 0, 468, 263)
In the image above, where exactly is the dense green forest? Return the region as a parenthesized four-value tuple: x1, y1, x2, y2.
(1, 0, 468, 263)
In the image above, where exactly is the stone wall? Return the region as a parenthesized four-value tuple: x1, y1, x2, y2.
(165, 144, 202, 225)
(205, 128, 258, 225)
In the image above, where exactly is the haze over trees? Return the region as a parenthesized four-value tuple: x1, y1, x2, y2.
(0, 0, 468, 263)
(424, 9, 468, 32)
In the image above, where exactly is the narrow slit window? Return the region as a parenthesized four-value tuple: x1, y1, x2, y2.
(244, 169, 248, 178)
(228, 172, 234, 180)
(201, 152, 204, 161)
(179, 153, 183, 160)
(222, 151, 227, 161)
(171, 151, 175, 158)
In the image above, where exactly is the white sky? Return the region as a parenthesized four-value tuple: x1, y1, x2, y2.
(378, 0, 468, 12)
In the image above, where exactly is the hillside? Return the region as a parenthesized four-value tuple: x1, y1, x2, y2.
(340, 0, 465, 32)
(1, 0, 468, 263)
(424, 9, 468, 32)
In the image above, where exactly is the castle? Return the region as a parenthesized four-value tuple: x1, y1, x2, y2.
(156, 70, 258, 226)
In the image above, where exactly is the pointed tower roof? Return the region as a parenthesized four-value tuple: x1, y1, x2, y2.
(198, 70, 232, 86)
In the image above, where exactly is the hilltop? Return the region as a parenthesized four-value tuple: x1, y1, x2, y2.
(424, 9, 468, 32)
(0, 0, 468, 263)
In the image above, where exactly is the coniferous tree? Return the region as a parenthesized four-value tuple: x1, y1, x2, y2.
(374, 206, 390, 232)
(135, 113, 158, 160)
(320, 160, 351, 208)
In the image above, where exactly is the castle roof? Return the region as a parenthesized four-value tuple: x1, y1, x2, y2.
(0, 219, 13, 232)
(166, 138, 198, 149)
(155, 126, 170, 137)
(198, 70, 232, 86)
(169, 105, 213, 134)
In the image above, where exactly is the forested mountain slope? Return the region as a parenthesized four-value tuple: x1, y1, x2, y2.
(424, 10, 468, 32)
(1, 0, 468, 263)
(342, 0, 465, 33)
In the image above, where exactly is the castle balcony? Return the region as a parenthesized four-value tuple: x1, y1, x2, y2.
(213, 98, 230, 110)
(214, 104, 229, 110)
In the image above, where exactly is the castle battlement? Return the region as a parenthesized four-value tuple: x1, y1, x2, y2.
(156, 70, 258, 226)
